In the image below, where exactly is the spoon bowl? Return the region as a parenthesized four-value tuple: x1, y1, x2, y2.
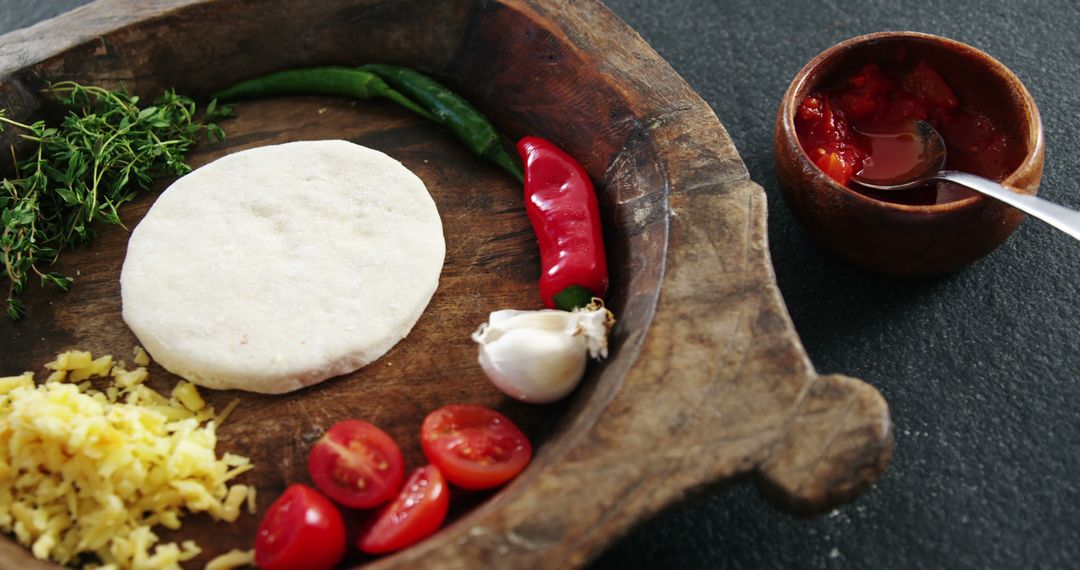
(852, 120, 947, 190)
(852, 121, 1080, 240)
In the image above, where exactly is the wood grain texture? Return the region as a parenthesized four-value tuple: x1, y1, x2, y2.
(0, 1, 892, 568)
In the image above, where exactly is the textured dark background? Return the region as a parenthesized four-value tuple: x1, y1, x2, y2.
(1, 1, 1077, 569)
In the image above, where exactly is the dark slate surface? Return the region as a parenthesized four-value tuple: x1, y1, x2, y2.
(595, 2, 1080, 570)
(1, 1, 1077, 569)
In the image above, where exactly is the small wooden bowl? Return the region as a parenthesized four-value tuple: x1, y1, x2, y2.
(774, 32, 1044, 276)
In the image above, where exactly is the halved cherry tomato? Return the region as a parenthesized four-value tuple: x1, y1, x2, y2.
(307, 420, 405, 509)
(420, 404, 532, 490)
(254, 484, 345, 570)
(357, 464, 450, 554)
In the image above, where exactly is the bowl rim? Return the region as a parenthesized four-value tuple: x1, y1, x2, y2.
(778, 30, 1045, 214)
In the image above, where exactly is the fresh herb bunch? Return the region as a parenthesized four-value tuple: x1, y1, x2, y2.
(0, 82, 230, 319)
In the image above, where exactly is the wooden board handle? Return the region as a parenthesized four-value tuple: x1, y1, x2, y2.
(757, 374, 893, 514)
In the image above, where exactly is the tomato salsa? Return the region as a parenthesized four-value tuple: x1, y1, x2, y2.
(795, 57, 1011, 205)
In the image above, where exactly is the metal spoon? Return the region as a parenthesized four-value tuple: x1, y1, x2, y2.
(851, 120, 1080, 241)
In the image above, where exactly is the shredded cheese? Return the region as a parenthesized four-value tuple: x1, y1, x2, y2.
(0, 349, 253, 569)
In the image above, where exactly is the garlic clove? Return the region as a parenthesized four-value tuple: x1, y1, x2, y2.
(476, 327, 587, 404)
(472, 304, 615, 404)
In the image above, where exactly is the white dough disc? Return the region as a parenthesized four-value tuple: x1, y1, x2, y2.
(120, 140, 445, 394)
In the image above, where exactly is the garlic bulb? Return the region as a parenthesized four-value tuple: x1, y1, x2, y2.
(471, 304, 614, 403)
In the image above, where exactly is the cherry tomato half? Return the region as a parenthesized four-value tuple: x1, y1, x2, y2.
(308, 419, 405, 509)
(357, 464, 450, 555)
(420, 404, 532, 490)
(254, 484, 345, 570)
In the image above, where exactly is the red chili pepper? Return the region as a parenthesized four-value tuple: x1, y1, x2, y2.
(516, 136, 608, 310)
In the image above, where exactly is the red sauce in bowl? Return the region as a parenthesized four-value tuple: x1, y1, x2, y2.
(795, 58, 1010, 205)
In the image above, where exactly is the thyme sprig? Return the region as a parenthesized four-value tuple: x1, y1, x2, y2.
(0, 82, 230, 319)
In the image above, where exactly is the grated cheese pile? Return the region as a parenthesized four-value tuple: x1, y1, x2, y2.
(0, 349, 254, 569)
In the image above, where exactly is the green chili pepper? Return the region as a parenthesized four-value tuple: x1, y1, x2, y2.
(213, 67, 438, 122)
(360, 64, 524, 183)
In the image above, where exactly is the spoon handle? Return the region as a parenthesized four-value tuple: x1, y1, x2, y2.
(937, 171, 1080, 241)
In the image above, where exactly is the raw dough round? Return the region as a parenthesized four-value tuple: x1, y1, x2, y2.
(120, 140, 445, 394)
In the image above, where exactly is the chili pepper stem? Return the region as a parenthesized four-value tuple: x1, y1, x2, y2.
(553, 285, 594, 311)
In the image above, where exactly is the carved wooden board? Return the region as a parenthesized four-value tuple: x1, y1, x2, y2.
(0, 1, 892, 568)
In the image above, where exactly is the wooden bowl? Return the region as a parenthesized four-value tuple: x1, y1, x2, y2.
(0, 1, 892, 568)
(774, 31, 1045, 276)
